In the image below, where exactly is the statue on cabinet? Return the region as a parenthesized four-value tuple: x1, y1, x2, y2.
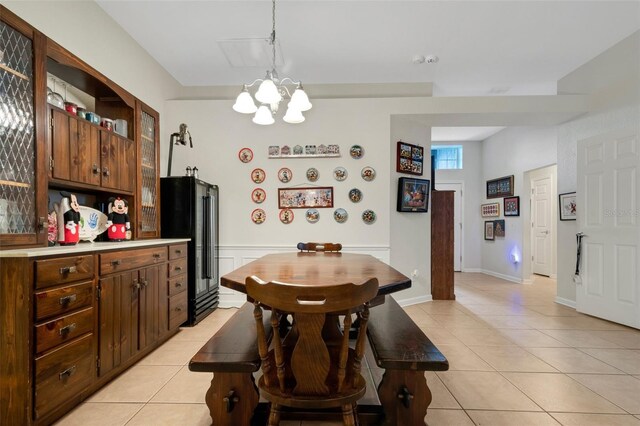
(107, 197, 130, 241)
(54, 191, 81, 245)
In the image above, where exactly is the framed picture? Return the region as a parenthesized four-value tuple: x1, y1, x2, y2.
(481, 202, 500, 217)
(494, 219, 505, 237)
(503, 196, 520, 216)
(278, 187, 334, 209)
(484, 221, 495, 240)
(486, 175, 514, 199)
(559, 192, 577, 220)
(397, 177, 430, 212)
(396, 141, 424, 176)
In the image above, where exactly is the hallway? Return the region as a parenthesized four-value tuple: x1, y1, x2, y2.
(56, 273, 640, 425)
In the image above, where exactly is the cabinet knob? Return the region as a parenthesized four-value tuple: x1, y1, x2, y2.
(102, 168, 110, 177)
(92, 164, 100, 174)
(133, 280, 140, 289)
(141, 280, 148, 288)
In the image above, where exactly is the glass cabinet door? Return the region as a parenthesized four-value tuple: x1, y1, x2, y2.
(137, 101, 160, 238)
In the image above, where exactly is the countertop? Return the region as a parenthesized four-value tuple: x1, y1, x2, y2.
(0, 238, 191, 258)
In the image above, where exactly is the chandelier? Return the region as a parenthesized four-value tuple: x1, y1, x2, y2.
(232, 0, 312, 125)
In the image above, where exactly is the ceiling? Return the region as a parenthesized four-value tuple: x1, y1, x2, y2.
(431, 126, 505, 142)
(96, 1, 640, 96)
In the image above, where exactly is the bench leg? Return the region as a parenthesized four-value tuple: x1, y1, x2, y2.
(205, 372, 260, 426)
(377, 370, 432, 426)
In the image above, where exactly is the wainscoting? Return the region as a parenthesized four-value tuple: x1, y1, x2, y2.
(217, 245, 391, 307)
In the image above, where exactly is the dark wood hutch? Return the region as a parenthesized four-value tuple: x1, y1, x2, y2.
(1, 7, 185, 425)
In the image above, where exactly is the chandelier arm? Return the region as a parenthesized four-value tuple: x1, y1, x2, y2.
(278, 77, 301, 86)
(244, 79, 266, 89)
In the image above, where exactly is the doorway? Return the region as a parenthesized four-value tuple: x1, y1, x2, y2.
(435, 181, 463, 272)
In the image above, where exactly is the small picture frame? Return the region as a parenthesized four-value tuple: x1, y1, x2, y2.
(494, 219, 505, 237)
(278, 187, 334, 209)
(484, 221, 495, 240)
(559, 192, 577, 221)
(397, 177, 430, 212)
(396, 141, 424, 176)
(503, 196, 520, 217)
(486, 175, 514, 199)
(481, 202, 500, 217)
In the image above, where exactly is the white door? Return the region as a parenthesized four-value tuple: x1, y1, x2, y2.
(531, 174, 552, 276)
(577, 128, 640, 328)
(435, 182, 462, 271)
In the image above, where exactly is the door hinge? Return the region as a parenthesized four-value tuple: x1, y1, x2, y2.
(96, 357, 101, 374)
(49, 156, 54, 172)
(50, 116, 54, 129)
(96, 286, 101, 300)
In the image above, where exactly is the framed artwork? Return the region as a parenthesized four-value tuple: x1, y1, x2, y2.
(486, 175, 514, 199)
(481, 202, 500, 217)
(278, 187, 334, 209)
(494, 219, 505, 237)
(503, 196, 520, 216)
(396, 141, 424, 176)
(484, 221, 495, 240)
(559, 192, 577, 220)
(397, 177, 430, 212)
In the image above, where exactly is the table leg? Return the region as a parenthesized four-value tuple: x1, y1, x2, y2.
(376, 370, 432, 426)
(205, 372, 260, 426)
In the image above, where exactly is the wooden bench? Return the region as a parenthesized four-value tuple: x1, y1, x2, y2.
(189, 302, 272, 426)
(366, 295, 449, 425)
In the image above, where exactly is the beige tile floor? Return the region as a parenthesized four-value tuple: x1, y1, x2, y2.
(56, 273, 640, 425)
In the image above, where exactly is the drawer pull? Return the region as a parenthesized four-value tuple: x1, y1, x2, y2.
(175, 249, 183, 255)
(59, 294, 77, 306)
(59, 365, 77, 381)
(111, 259, 122, 266)
(59, 266, 77, 275)
(175, 282, 183, 288)
(152, 253, 161, 258)
(59, 323, 77, 337)
(174, 266, 183, 272)
(175, 306, 183, 312)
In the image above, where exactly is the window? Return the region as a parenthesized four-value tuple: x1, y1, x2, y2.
(431, 145, 463, 170)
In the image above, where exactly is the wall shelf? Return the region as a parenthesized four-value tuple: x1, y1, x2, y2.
(0, 179, 31, 188)
(0, 63, 29, 81)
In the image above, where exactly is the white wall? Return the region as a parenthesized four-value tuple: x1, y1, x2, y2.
(432, 140, 483, 271)
(481, 126, 558, 282)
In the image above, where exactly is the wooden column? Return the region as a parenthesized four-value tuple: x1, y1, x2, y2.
(431, 190, 455, 300)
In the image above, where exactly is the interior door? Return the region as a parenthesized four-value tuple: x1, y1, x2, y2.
(532, 175, 552, 276)
(577, 128, 640, 328)
(435, 182, 462, 271)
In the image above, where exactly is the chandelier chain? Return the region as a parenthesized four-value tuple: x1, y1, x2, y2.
(271, 0, 276, 71)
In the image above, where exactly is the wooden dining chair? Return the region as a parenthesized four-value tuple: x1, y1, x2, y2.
(245, 275, 378, 426)
(296, 242, 343, 252)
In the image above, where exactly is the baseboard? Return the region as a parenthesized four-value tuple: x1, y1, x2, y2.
(481, 269, 522, 284)
(393, 294, 432, 307)
(555, 296, 577, 309)
(550, 273, 558, 280)
(522, 278, 534, 285)
(462, 268, 482, 273)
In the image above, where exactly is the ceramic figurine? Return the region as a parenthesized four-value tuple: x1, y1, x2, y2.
(54, 191, 81, 245)
(107, 197, 130, 241)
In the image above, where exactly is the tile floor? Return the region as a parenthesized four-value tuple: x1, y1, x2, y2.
(56, 273, 640, 425)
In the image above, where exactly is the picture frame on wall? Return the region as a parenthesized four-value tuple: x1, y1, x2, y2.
(397, 177, 430, 212)
(486, 175, 514, 199)
(396, 141, 424, 176)
(559, 192, 577, 220)
(481, 202, 500, 217)
(278, 187, 334, 209)
(503, 196, 520, 216)
(494, 219, 505, 237)
(484, 221, 495, 240)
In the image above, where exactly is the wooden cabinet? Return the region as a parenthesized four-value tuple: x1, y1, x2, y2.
(431, 190, 455, 300)
(136, 101, 161, 238)
(168, 243, 188, 329)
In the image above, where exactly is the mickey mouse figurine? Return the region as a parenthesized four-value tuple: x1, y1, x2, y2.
(107, 197, 130, 241)
(54, 191, 81, 245)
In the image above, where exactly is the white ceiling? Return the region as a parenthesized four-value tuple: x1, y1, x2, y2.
(432, 126, 505, 142)
(96, 1, 640, 96)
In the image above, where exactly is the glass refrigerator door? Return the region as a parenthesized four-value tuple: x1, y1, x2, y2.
(209, 187, 218, 289)
(194, 182, 207, 298)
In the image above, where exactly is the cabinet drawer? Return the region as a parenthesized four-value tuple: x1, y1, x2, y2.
(100, 246, 167, 275)
(35, 281, 94, 321)
(36, 255, 95, 289)
(35, 307, 94, 354)
(34, 333, 94, 420)
(169, 243, 187, 260)
(168, 258, 187, 278)
(169, 292, 187, 330)
(168, 275, 187, 297)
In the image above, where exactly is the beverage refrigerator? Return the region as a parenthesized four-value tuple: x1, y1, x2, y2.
(161, 176, 219, 325)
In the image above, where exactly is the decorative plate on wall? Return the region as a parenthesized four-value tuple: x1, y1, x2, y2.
(333, 167, 348, 181)
(306, 208, 320, 223)
(350, 145, 364, 159)
(279, 209, 294, 224)
(362, 209, 376, 224)
(361, 166, 376, 181)
(333, 208, 348, 223)
(251, 208, 266, 224)
(238, 147, 253, 163)
(278, 167, 292, 183)
(251, 168, 265, 183)
(251, 188, 266, 204)
(306, 167, 319, 182)
(348, 188, 362, 203)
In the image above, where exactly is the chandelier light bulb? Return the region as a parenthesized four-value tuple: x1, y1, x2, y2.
(289, 87, 312, 112)
(252, 105, 275, 125)
(232, 89, 257, 114)
(283, 106, 305, 124)
(255, 78, 282, 105)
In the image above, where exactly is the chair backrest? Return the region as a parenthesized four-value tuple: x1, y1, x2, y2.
(297, 242, 342, 252)
(246, 275, 378, 397)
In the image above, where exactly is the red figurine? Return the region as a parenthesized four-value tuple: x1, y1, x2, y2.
(54, 191, 80, 245)
(107, 197, 130, 241)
